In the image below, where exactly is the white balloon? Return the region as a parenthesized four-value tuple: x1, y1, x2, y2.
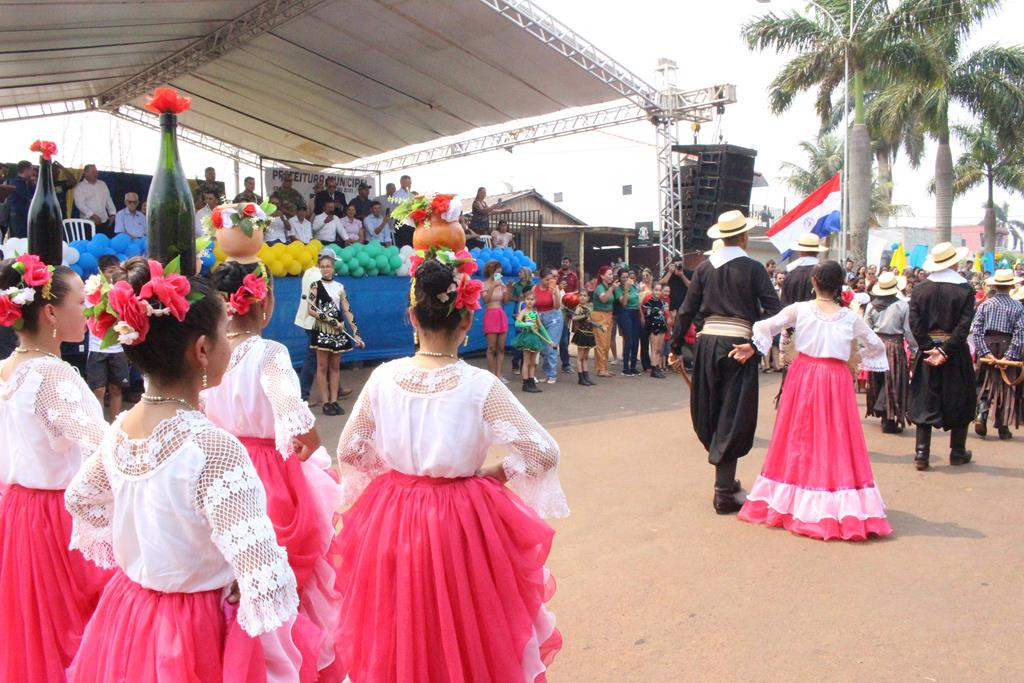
(2, 237, 28, 257)
(62, 243, 80, 266)
(398, 245, 415, 257)
(395, 262, 411, 277)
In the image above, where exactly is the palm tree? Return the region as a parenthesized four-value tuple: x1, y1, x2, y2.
(994, 202, 1024, 251)
(875, 33, 1024, 244)
(743, 0, 1003, 262)
(947, 122, 1024, 252)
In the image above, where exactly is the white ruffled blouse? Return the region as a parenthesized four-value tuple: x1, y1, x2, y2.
(336, 358, 569, 519)
(0, 356, 106, 490)
(64, 410, 299, 637)
(752, 301, 889, 371)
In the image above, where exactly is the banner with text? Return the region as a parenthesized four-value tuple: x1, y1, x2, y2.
(263, 167, 375, 208)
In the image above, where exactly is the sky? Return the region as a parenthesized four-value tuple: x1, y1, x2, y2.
(2, 0, 1022, 236)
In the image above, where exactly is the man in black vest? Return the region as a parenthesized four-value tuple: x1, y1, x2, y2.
(670, 211, 782, 514)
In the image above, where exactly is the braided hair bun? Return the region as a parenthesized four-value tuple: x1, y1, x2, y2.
(412, 259, 462, 332)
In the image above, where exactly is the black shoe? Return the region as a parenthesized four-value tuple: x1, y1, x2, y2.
(949, 426, 972, 465)
(974, 420, 987, 438)
(713, 487, 744, 515)
(334, 402, 346, 415)
(950, 450, 973, 466)
(562, 365, 573, 374)
(882, 419, 902, 434)
(578, 372, 587, 385)
(650, 368, 665, 379)
(582, 371, 597, 386)
(998, 426, 1013, 440)
(322, 402, 338, 416)
(914, 424, 931, 471)
(523, 378, 542, 393)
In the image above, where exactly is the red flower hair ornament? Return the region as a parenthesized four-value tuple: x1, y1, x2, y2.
(29, 140, 57, 161)
(144, 87, 192, 115)
(225, 264, 270, 317)
(0, 254, 56, 330)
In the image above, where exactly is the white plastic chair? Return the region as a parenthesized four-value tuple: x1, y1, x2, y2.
(63, 218, 95, 242)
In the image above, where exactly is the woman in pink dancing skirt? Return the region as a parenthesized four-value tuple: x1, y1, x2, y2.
(0, 255, 111, 681)
(739, 260, 894, 541)
(204, 260, 345, 680)
(335, 253, 569, 681)
(66, 257, 307, 682)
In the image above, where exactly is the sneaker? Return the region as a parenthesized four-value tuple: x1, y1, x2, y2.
(499, 376, 510, 385)
(562, 365, 573, 374)
(546, 377, 557, 384)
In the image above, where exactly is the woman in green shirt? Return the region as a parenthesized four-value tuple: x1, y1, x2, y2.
(614, 269, 642, 376)
(592, 266, 617, 377)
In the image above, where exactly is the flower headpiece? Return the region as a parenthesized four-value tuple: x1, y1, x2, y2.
(144, 87, 192, 114)
(203, 201, 277, 238)
(409, 246, 482, 315)
(392, 193, 462, 228)
(0, 254, 55, 329)
(224, 262, 270, 316)
(84, 257, 203, 348)
(30, 140, 57, 161)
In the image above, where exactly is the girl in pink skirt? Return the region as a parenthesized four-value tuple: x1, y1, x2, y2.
(204, 260, 345, 680)
(67, 257, 305, 682)
(0, 255, 111, 681)
(740, 260, 894, 541)
(335, 253, 568, 681)
(482, 259, 510, 380)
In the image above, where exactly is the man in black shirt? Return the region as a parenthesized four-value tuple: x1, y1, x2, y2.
(313, 177, 347, 218)
(660, 257, 693, 311)
(670, 211, 781, 514)
(347, 182, 374, 221)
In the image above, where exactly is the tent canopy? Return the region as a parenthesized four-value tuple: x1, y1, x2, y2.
(1, 0, 626, 166)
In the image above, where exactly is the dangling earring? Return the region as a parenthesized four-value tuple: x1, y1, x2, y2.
(202, 371, 208, 389)
(262, 311, 267, 322)
(463, 334, 469, 348)
(52, 327, 57, 339)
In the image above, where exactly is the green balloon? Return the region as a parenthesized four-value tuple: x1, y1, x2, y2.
(350, 242, 364, 252)
(366, 267, 379, 277)
(329, 243, 344, 256)
(337, 261, 350, 276)
(366, 241, 381, 255)
(374, 254, 389, 270)
(388, 254, 402, 270)
(357, 252, 372, 267)
(386, 245, 399, 256)
(350, 265, 364, 277)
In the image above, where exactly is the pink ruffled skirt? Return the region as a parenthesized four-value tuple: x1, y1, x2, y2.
(336, 470, 562, 682)
(739, 354, 893, 541)
(483, 307, 509, 335)
(0, 485, 111, 682)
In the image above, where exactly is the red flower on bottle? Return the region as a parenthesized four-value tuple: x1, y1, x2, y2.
(454, 277, 483, 311)
(430, 194, 453, 217)
(15, 254, 51, 287)
(144, 87, 192, 115)
(0, 294, 21, 327)
(408, 208, 429, 225)
(29, 140, 57, 161)
(242, 203, 257, 217)
(107, 281, 150, 343)
(140, 260, 191, 322)
(211, 207, 224, 229)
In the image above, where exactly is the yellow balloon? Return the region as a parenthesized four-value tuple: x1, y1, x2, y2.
(309, 239, 323, 252)
(286, 260, 302, 276)
(269, 260, 286, 278)
(214, 244, 228, 262)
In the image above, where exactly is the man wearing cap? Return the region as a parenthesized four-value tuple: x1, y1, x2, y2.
(778, 233, 828, 371)
(347, 182, 374, 221)
(669, 210, 781, 514)
(865, 272, 918, 433)
(908, 242, 977, 470)
(970, 268, 1024, 440)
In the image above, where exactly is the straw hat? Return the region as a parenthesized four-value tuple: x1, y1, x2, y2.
(703, 238, 724, 256)
(871, 272, 902, 296)
(985, 268, 1023, 287)
(707, 210, 753, 239)
(1011, 285, 1024, 301)
(922, 241, 970, 272)
(789, 232, 829, 253)
(897, 275, 908, 291)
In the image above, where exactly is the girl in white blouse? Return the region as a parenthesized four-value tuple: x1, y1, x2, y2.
(334, 255, 569, 681)
(0, 257, 111, 682)
(66, 257, 301, 682)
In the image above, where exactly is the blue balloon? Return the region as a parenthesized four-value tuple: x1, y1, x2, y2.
(101, 247, 116, 257)
(111, 233, 132, 252)
(92, 233, 110, 247)
(476, 261, 486, 276)
(127, 241, 146, 256)
(500, 259, 513, 274)
(513, 249, 525, 257)
(77, 253, 97, 274)
(70, 264, 84, 278)
(70, 240, 90, 253)
(88, 241, 107, 256)
(890, 242, 900, 250)
(470, 247, 481, 257)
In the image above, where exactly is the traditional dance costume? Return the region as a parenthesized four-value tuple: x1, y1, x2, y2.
(0, 356, 112, 681)
(310, 279, 355, 353)
(203, 335, 345, 678)
(514, 310, 555, 352)
(740, 301, 893, 540)
(970, 291, 1024, 436)
(642, 295, 668, 335)
(670, 244, 781, 507)
(864, 293, 917, 431)
(334, 359, 568, 681)
(64, 411, 304, 682)
(778, 255, 817, 363)
(570, 303, 597, 349)
(909, 268, 977, 468)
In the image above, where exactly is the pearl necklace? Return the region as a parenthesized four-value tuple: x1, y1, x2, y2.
(416, 351, 458, 359)
(14, 347, 61, 360)
(140, 394, 197, 411)
(226, 330, 259, 339)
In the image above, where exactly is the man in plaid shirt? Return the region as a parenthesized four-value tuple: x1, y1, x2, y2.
(971, 269, 1024, 440)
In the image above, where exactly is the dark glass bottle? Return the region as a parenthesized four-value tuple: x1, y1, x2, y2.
(147, 113, 196, 275)
(27, 157, 64, 266)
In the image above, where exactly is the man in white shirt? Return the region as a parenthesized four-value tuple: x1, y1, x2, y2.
(113, 192, 146, 239)
(337, 203, 363, 246)
(363, 201, 392, 246)
(288, 205, 314, 244)
(313, 200, 341, 244)
(73, 164, 117, 235)
(392, 175, 415, 248)
(194, 190, 218, 237)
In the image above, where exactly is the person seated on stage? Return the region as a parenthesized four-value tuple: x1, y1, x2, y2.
(337, 203, 363, 247)
(461, 215, 484, 250)
(232, 175, 262, 204)
(264, 194, 287, 244)
(193, 190, 218, 238)
(313, 201, 341, 245)
(73, 164, 116, 236)
(288, 204, 313, 245)
(362, 201, 392, 246)
(114, 192, 146, 239)
(491, 219, 516, 249)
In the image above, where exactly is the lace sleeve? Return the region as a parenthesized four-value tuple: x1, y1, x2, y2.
(35, 361, 107, 457)
(853, 315, 889, 372)
(64, 443, 115, 568)
(259, 342, 315, 457)
(751, 304, 799, 356)
(194, 429, 298, 636)
(335, 374, 385, 508)
(483, 379, 568, 519)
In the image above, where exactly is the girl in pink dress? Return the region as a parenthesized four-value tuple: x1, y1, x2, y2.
(335, 253, 568, 681)
(66, 257, 305, 682)
(204, 260, 345, 680)
(0, 255, 111, 681)
(739, 260, 894, 541)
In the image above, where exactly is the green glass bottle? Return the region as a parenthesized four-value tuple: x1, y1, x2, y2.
(27, 156, 64, 266)
(147, 112, 196, 275)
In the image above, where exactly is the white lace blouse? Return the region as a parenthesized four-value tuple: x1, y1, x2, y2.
(64, 410, 299, 637)
(202, 336, 315, 457)
(0, 356, 106, 490)
(752, 301, 889, 371)
(336, 358, 569, 519)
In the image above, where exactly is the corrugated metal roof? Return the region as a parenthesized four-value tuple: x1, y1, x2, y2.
(0, 0, 624, 166)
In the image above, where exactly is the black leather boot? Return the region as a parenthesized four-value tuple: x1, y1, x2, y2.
(882, 419, 902, 434)
(578, 372, 587, 385)
(914, 425, 931, 471)
(975, 407, 988, 437)
(998, 425, 1013, 440)
(949, 426, 973, 465)
(582, 371, 596, 386)
(713, 486, 744, 515)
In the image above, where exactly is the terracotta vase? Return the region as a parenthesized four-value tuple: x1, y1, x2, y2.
(215, 223, 265, 263)
(412, 218, 466, 252)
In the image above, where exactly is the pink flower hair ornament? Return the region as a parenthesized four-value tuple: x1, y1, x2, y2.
(224, 263, 270, 317)
(409, 246, 482, 316)
(0, 254, 56, 330)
